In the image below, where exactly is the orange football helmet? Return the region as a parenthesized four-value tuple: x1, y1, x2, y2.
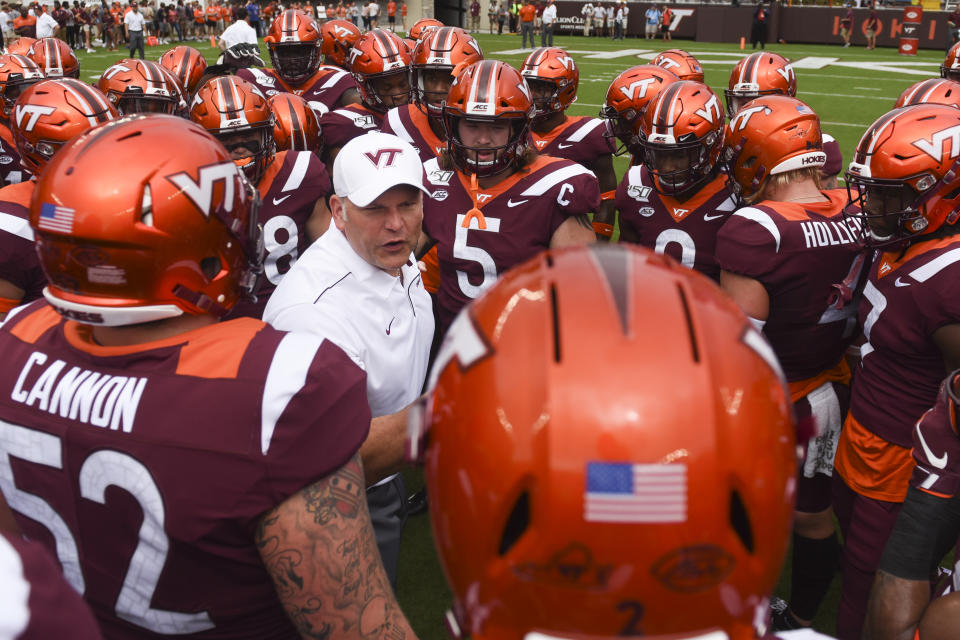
(32, 116, 262, 325)
(846, 104, 960, 249)
(349, 29, 412, 112)
(652, 49, 704, 82)
(5, 37, 36, 57)
(96, 59, 179, 115)
(11, 78, 118, 175)
(639, 80, 726, 196)
(264, 9, 322, 85)
(724, 51, 796, 117)
(723, 95, 823, 203)
(0, 54, 44, 119)
(190, 76, 275, 185)
(409, 244, 795, 640)
(157, 64, 191, 117)
(320, 19, 361, 69)
(26, 38, 79, 79)
(411, 26, 482, 117)
(269, 92, 321, 153)
(159, 45, 208, 94)
(894, 78, 960, 110)
(443, 60, 533, 177)
(520, 46, 579, 120)
(942, 41, 960, 82)
(602, 64, 679, 157)
(408, 17, 443, 41)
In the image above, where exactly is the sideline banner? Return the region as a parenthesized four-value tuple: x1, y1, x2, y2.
(544, 2, 951, 51)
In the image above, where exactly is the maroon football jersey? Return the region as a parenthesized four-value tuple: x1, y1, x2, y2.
(0, 302, 369, 639)
(849, 236, 960, 447)
(381, 103, 446, 162)
(422, 155, 601, 332)
(716, 191, 865, 383)
(227, 150, 332, 320)
(0, 180, 44, 310)
(910, 374, 960, 498)
(529, 115, 615, 167)
(317, 102, 384, 152)
(0, 531, 103, 639)
(236, 64, 358, 115)
(0, 123, 26, 187)
(617, 166, 736, 282)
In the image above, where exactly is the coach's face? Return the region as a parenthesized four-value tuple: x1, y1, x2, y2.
(333, 185, 423, 276)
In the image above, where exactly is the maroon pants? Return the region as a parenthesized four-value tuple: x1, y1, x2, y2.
(832, 473, 903, 640)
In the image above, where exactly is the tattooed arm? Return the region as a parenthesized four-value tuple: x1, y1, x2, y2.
(256, 453, 418, 640)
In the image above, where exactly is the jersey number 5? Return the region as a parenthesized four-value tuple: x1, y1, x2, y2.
(454, 213, 502, 299)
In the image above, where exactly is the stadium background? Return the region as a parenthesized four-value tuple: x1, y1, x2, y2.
(75, 30, 950, 637)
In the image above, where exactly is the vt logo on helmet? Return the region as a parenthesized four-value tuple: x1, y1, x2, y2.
(846, 103, 960, 249)
(639, 80, 725, 198)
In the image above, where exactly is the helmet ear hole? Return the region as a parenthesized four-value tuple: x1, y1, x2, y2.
(729, 489, 755, 554)
(201, 256, 223, 281)
(498, 491, 531, 556)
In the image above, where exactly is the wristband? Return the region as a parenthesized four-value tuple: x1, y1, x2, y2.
(592, 222, 614, 238)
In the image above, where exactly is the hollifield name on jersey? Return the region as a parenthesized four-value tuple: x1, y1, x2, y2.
(799, 216, 862, 249)
(12, 351, 147, 433)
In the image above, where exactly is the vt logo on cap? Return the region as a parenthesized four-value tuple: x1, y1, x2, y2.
(364, 148, 405, 168)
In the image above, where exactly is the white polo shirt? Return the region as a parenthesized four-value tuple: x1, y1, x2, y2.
(219, 18, 257, 48)
(263, 223, 434, 420)
(35, 11, 59, 37)
(124, 9, 145, 31)
(542, 3, 556, 25)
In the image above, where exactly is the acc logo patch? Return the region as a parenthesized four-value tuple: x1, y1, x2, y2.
(0, 155, 13, 165)
(431, 189, 448, 201)
(651, 545, 735, 593)
(639, 206, 655, 217)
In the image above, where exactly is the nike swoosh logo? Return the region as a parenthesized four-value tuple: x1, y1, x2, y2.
(557, 143, 573, 149)
(386, 317, 395, 335)
(895, 277, 910, 287)
(916, 420, 948, 469)
(703, 213, 725, 221)
(507, 199, 529, 207)
(273, 195, 292, 205)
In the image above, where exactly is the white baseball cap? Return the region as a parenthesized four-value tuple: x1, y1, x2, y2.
(333, 131, 430, 207)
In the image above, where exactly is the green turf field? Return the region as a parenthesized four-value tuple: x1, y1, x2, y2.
(73, 34, 945, 637)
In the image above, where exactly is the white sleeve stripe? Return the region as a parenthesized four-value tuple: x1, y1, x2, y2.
(519, 163, 596, 197)
(0, 535, 30, 637)
(909, 247, 960, 282)
(0, 211, 33, 241)
(627, 164, 645, 185)
(321, 69, 349, 90)
(565, 117, 605, 143)
(386, 108, 415, 143)
(281, 151, 312, 192)
(333, 108, 358, 118)
(733, 207, 781, 252)
(261, 332, 323, 455)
